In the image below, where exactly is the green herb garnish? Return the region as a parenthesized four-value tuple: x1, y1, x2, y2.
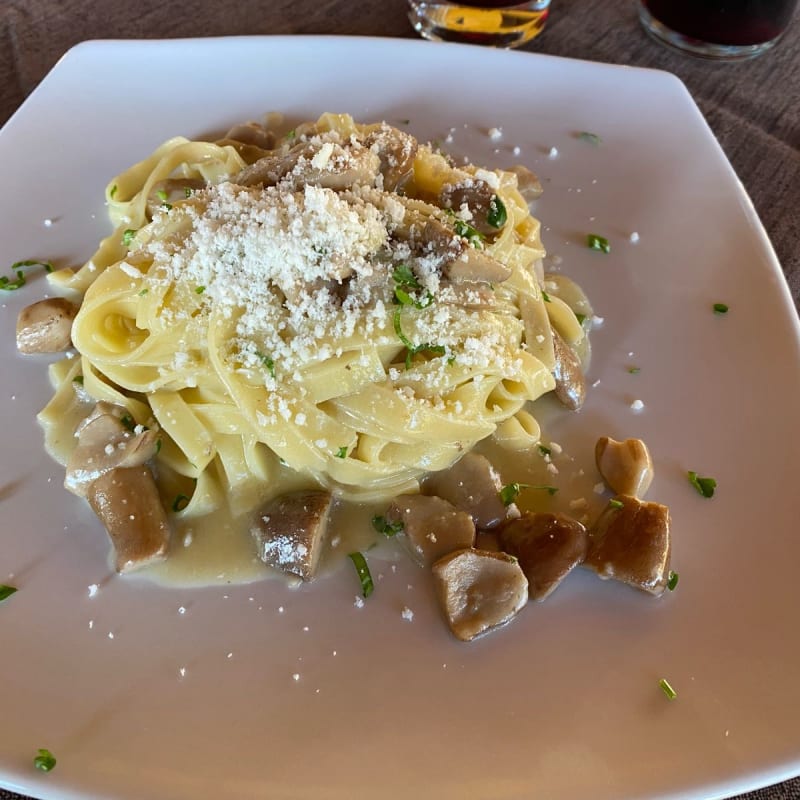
(659, 678, 677, 700)
(0, 260, 54, 291)
(608, 498, 625, 509)
(499, 482, 558, 506)
(393, 264, 420, 288)
(577, 131, 602, 145)
(121, 229, 137, 247)
(156, 188, 169, 202)
(0, 585, 18, 603)
(628, 366, 641, 374)
(541, 291, 551, 302)
(195, 286, 205, 294)
(713, 303, 729, 315)
(335, 446, 348, 458)
(33, 749, 56, 772)
(138, 288, 149, 296)
(184, 187, 193, 198)
(72, 375, 84, 385)
(667, 571, 679, 591)
(393, 308, 445, 369)
(487, 195, 507, 228)
(587, 234, 611, 253)
(537, 444, 551, 457)
(348, 552, 374, 598)
(576, 313, 587, 325)
(172, 494, 190, 512)
(687, 471, 716, 498)
(255, 351, 276, 378)
(155, 439, 162, 454)
(120, 413, 136, 432)
(110, 184, 118, 198)
(371, 515, 403, 537)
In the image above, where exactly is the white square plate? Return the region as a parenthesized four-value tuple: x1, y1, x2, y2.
(1, 37, 799, 800)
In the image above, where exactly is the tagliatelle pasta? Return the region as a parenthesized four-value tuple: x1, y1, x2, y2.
(39, 112, 592, 531)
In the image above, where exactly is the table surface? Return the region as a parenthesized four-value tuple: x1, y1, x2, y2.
(1, 1, 798, 799)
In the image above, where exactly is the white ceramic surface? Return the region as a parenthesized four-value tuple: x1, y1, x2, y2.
(1, 37, 799, 800)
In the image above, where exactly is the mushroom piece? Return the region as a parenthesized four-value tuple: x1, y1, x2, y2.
(432, 548, 528, 641)
(364, 124, 419, 191)
(16, 298, 79, 354)
(422, 452, 519, 530)
(497, 512, 588, 601)
(223, 121, 276, 151)
(584, 494, 671, 596)
(551, 328, 586, 411)
(595, 436, 654, 498)
(509, 165, 543, 202)
(86, 465, 170, 573)
(234, 141, 381, 191)
(65, 404, 160, 498)
(251, 490, 333, 581)
(385, 494, 475, 566)
(440, 179, 504, 236)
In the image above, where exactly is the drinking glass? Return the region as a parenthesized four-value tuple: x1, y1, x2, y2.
(407, 0, 551, 48)
(638, 0, 799, 59)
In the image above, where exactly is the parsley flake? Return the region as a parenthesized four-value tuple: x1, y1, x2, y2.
(577, 131, 602, 145)
(156, 188, 169, 202)
(34, 749, 56, 772)
(667, 571, 679, 591)
(335, 446, 348, 459)
(713, 303, 729, 315)
(608, 498, 625, 509)
(487, 195, 507, 228)
(541, 290, 551, 302)
(255, 351, 276, 378)
(195, 286, 206, 294)
(372, 515, 403, 536)
(121, 229, 137, 247)
(587, 234, 611, 253)
(110, 184, 118, 199)
(0, 585, 18, 603)
(537, 444, 551, 457)
(499, 482, 558, 506)
(348, 552, 374, 598)
(628, 366, 641, 374)
(0, 260, 54, 291)
(687, 471, 716, 498)
(659, 678, 677, 700)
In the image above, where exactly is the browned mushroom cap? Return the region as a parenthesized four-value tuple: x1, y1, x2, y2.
(251, 491, 333, 581)
(65, 404, 160, 497)
(16, 298, 79, 354)
(551, 328, 586, 411)
(595, 437, 654, 498)
(233, 140, 381, 191)
(364, 124, 418, 192)
(432, 548, 528, 641)
(439, 179, 504, 236)
(422, 452, 519, 530)
(509, 165, 543, 202)
(584, 495, 671, 596)
(386, 494, 475, 567)
(87, 465, 170, 573)
(498, 512, 588, 601)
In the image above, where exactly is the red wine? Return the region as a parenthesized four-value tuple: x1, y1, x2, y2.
(643, 0, 797, 46)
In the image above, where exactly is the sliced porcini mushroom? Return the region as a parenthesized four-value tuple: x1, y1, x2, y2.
(364, 124, 418, 192)
(251, 490, 333, 580)
(146, 179, 206, 215)
(498, 512, 588, 601)
(65, 404, 159, 497)
(86, 465, 170, 573)
(439, 179, 501, 236)
(422, 452, 518, 530)
(445, 246, 512, 284)
(584, 494, 671, 596)
(234, 141, 381, 191)
(385, 494, 475, 566)
(551, 328, 586, 411)
(16, 298, 79, 354)
(509, 165, 543, 201)
(432, 548, 528, 641)
(595, 436, 654, 497)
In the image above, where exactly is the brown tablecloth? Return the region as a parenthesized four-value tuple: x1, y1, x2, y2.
(1, 1, 798, 799)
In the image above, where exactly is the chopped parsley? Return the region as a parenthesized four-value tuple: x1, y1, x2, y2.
(687, 470, 716, 498)
(628, 366, 641, 374)
(393, 308, 445, 369)
(537, 444, 551, 457)
(576, 313, 587, 325)
(72, 375, 84, 385)
(0, 585, 18, 603)
(499, 482, 558, 506)
(34, 749, 57, 772)
(577, 131, 602, 145)
(0, 260, 54, 291)
(110, 184, 118, 199)
(195, 286, 206, 294)
(372, 515, 403, 537)
(138, 288, 149, 296)
(667, 571, 679, 591)
(172, 494, 190, 512)
(120, 413, 136, 432)
(608, 498, 625, 509)
(452, 216, 485, 248)
(156, 188, 169, 202)
(487, 195, 507, 228)
(541, 290, 551, 302)
(659, 678, 677, 700)
(184, 186, 193, 198)
(121, 229, 137, 247)
(335, 446, 348, 458)
(348, 551, 374, 598)
(713, 303, 729, 315)
(587, 233, 611, 253)
(255, 351, 276, 378)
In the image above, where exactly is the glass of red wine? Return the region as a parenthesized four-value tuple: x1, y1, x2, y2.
(639, 0, 799, 59)
(407, 0, 551, 48)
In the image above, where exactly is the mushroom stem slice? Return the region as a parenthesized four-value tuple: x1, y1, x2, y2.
(251, 491, 333, 581)
(585, 495, 671, 596)
(16, 298, 79, 354)
(86, 466, 170, 573)
(551, 328, 586, 411)
(498, 512, 588, 601)
(595, 436, 654, 498)
(432, 548, 528, 642)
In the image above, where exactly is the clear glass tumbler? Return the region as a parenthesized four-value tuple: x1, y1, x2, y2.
(638, 0, 799, 59)
(407, 0, 551, 48)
